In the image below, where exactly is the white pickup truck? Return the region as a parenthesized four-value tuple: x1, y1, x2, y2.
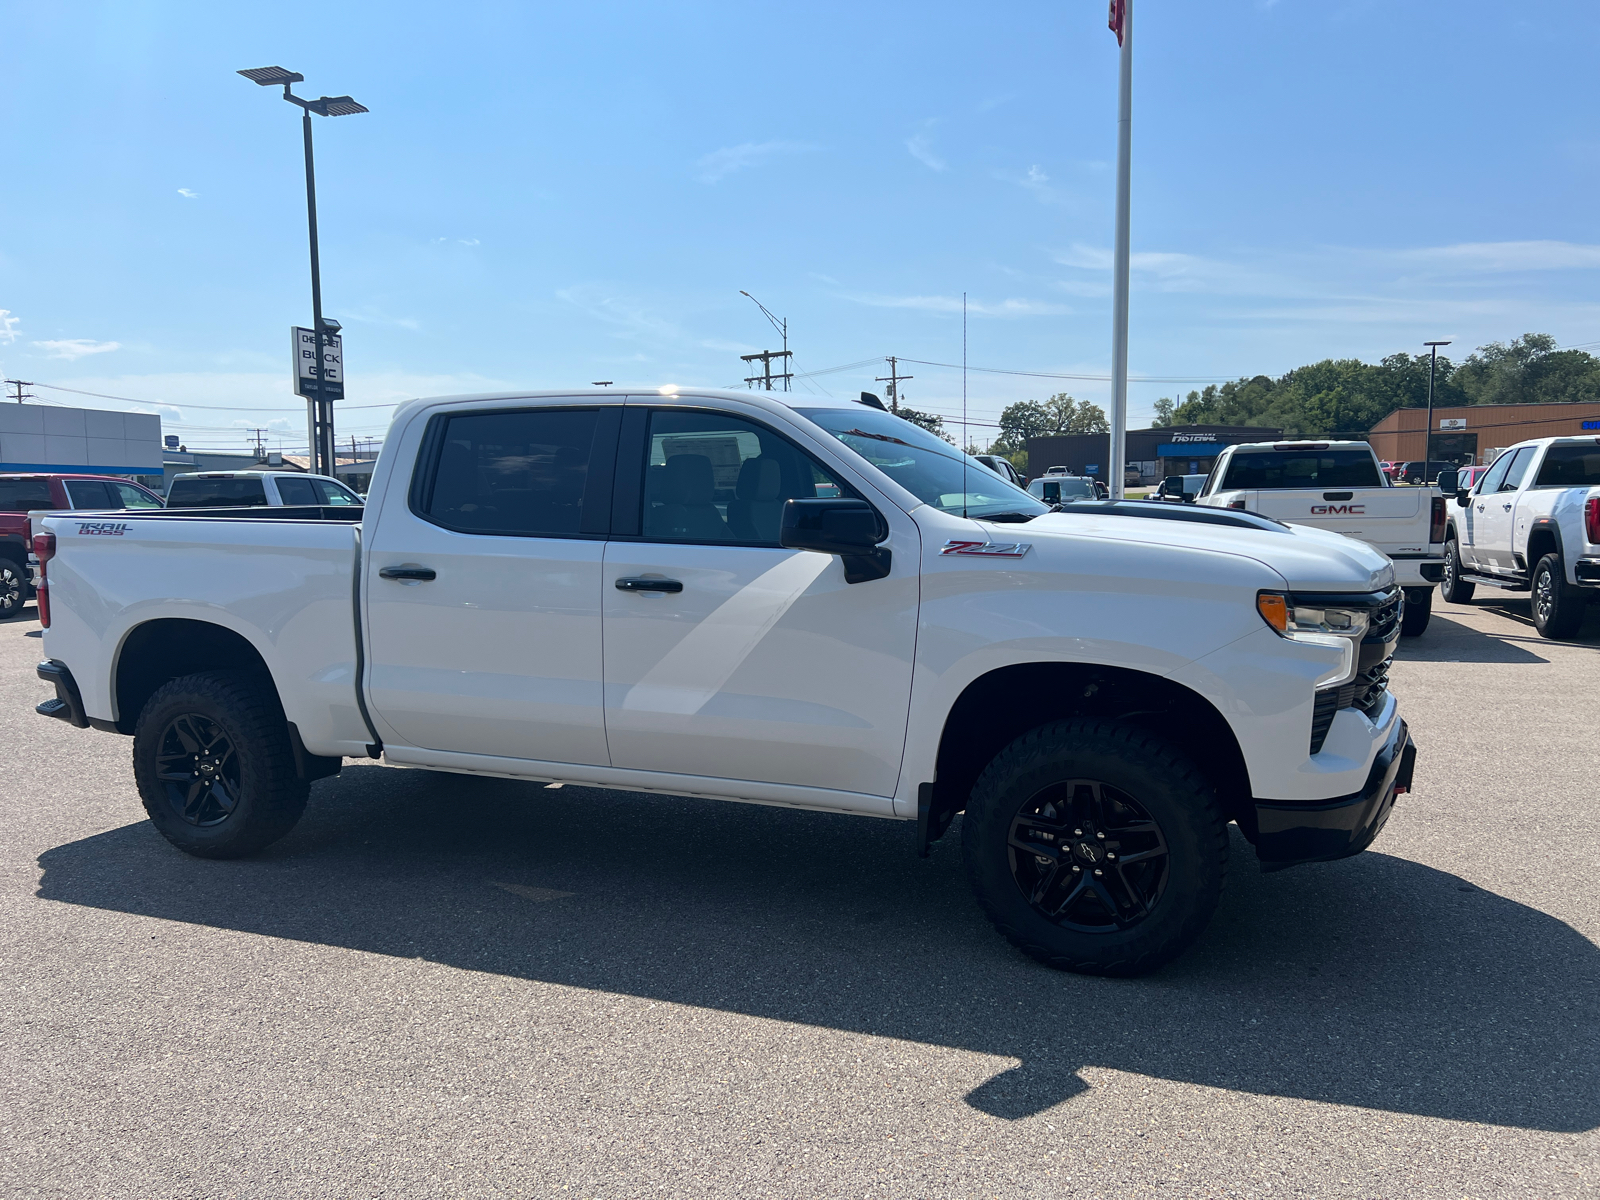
(1197, 440, 1446, 638)
(1439, 436, 1600, 638)
(31, 387, 1415, 976)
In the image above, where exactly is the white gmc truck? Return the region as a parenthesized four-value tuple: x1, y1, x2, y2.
(1439, 436, 1600, 638)
(1197, 440, 1446, 637)
(31, 388, 1415, 976)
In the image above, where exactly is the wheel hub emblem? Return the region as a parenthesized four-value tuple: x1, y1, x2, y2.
(1076, 841, 1099, 862)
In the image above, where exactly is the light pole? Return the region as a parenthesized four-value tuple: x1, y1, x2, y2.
(739, 291, 790, 392)
(238, 66, 368, 476)
(1424, 339, 1452, 473)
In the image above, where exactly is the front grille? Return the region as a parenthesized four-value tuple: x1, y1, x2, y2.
(1309, 660, 1391, 755)
(1367, 589, 1402, 642)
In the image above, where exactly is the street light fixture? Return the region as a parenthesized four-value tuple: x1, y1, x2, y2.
(238, 66, 368, 476)
(1423, 339, 1452, 472)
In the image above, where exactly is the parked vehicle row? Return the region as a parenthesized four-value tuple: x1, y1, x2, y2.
(32, 387, 1413, 977)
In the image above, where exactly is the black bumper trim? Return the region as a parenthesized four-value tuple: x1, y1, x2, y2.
(1254, 718, 1411, 872)
(35, 660, 89, 729)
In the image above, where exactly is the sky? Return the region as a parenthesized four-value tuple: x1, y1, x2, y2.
(2, 0, 1599, 455)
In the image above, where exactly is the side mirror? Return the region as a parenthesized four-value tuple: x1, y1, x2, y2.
(1435, 469, 1459, 492)
(780, 499, 891, 583)
(1181, 492, 1196, 504)
(1456, 488, 1472, 506)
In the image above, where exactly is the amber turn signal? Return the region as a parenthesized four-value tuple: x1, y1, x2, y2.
(1256, 592, 1289, 634)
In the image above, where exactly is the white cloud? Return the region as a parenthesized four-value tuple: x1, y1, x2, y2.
(35, 338, 122, 360)
(0, 310, 18, 343)
(905, 123, 947, 172)
(844, 293, 1069, 318)
(177, 188, 199, 199)
(695, 141, 816, 184)
(1397, 240, 1600, 273)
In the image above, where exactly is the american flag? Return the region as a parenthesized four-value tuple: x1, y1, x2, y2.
(1108, 0, 1126, 46)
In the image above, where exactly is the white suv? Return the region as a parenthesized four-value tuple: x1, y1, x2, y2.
(166, 471, 362, 508)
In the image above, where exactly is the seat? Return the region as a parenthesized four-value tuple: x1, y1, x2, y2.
(652, 454, 728, 540)
(727, 456, 787, 542)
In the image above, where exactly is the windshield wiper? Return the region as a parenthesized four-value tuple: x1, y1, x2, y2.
(840, 428, 914, 447)
(975, 510, 1040, 523)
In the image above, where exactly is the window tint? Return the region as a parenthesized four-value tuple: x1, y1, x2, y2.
(166, 477, 270, 507)
(274, 476, 319, 505)
(0, 479, 55, 512)
(64, 480, 116, 508)
(1220, 449, 1381, 490)
(1533, 444, 1600, 487)
(1499, 447, 1535, 492)
(312, 478, 360, 505)
(641, 409, 847, 545)
(1476, 452, 1512, 495)
(112, 483, 162, 509)
(421, 408, 599, 537)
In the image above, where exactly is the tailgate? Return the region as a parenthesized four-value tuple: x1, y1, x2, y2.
(1248, 488, 1434, 551)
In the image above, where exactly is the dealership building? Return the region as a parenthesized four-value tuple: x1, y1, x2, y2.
(1025, 425, 1283, 485)
(0, 403, 164, 490)
(1368, 401, 1600, 466)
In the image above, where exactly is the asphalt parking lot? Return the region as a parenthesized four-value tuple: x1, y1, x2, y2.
(2, 594, 1597, 1200)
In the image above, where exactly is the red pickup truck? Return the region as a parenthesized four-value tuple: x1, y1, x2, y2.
(0, 474, 164, 619)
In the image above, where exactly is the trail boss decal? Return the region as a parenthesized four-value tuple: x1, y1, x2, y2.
(1310, 504, 1365, 515)
(75, 522, 130, 536)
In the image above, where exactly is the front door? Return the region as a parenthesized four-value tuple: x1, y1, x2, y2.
(1473, 446, 1533, 574)
(601, 406, 919, 798)
(363, 404, 619, 765)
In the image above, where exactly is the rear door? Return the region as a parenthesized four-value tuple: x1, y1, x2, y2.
(362, 402, 619, 766)
(600, 404, 919, 798)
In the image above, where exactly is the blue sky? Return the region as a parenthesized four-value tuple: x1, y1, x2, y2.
(2, 0, 1598, 454)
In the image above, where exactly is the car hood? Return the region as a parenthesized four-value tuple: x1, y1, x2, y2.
(1011, 509, 1396, 594)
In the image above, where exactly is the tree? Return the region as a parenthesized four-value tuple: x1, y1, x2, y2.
(897, 406, 953, 443)
(1151, 396, 1177, 427)
(1454, 334, 1600, 406)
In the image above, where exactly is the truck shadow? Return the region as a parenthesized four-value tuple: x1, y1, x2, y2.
(36, 766, 1600, 1131)
(1397, 613, 1551, 663)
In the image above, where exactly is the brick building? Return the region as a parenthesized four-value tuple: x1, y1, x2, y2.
(1368, 401, 1600, 466)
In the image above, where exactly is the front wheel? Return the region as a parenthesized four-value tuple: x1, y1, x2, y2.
(132, 670, 309, 858)
(0, 558, 26, 620)
(1440, 539, 1474, 604)
(961, 719, 1228, 977)
(1531, 553, 1587, 640)
(1400, 587, 1433, 637)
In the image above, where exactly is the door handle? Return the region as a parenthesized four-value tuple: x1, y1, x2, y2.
(379, 566, 437, 581)
(1476, 504, 1485, 512)
(1502, 503, 1513, 511)
(615, 577, 683, 594)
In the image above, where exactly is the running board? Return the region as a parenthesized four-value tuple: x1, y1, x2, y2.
(1459, 570, 1529, 591)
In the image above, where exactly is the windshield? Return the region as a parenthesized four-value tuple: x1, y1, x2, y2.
(796, 407, 1049, 518)
(1221, 449, 1382, 490)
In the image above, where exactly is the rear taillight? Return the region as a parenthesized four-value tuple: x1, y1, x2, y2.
(1228, 500, 1247, 510)
(1430, 495, 1446, 544)
(1585, 497, 1600, 545)
(31, 532, 54, 628)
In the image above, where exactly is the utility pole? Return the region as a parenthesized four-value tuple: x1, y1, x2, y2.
(1107, 0, 1133, 498)
(4, 380, 33, 404)
(875, 357, 913, 413)
(741, 349, 793, 391)
(1424, 340, 1452, 470)
(248, 428, 269, 461)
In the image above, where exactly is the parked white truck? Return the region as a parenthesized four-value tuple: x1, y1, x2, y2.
(31, 388, 1415, 975)
(1196, 440, 1446, 637)
(1439, 436, 1600, 638)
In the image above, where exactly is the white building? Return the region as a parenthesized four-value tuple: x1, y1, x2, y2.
(0, 404, 163, 477)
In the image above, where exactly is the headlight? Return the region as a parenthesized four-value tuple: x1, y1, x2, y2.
(1257, 591, 1367, 688)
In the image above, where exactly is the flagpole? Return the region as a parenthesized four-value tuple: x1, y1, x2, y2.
(1109, 0, 1133, 499)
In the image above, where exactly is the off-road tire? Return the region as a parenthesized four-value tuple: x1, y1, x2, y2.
(1440, 539, 1475, 604)
(961, 719, 1228, 977)
(133, 670, 309, 858)
(1400, 587, 1433, 637)
(1531, 552, 1586, 640)
(0, 558, 26, 620)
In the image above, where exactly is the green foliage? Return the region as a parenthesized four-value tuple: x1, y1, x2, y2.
(897, 405, 954, 443)
(1453, 334, 1600, 406)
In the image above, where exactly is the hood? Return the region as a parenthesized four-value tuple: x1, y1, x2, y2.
(1009, 509, 1395, 593)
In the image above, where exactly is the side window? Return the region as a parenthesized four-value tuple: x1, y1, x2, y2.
(1476, 452, 1513, 496)
(640, 409, 849, 545)
(1498, 448, 1534, 492)
(112, 483, 162, 509)
(275, 477, 319, 505)
(65, 480, 115, 508)
(0, 480, 55, 511)
(313, 479, 360, 505)
(418, 408, 602, 537)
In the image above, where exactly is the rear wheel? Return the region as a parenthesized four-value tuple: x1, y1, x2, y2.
(1531, 553, 1587, 640)
(1400, 587, 1433, 637)
(961, 719, 1227, 977)
(133, 670, 309, 858)
(0, 558, 26, 620)
(1441, 539, 1475, 604)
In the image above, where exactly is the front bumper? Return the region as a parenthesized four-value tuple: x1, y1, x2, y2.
(1254, 717, 1413, 871)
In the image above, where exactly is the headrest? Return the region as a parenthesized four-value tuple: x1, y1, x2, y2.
(662, 454, 715, 505)
(736, 456, 782, 501)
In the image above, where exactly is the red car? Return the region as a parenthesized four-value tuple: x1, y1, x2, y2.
(0, 474, 164, 619)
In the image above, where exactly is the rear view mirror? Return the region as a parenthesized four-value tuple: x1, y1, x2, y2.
(780, 499, 891, 583)
(1435, 469, 1459, 492)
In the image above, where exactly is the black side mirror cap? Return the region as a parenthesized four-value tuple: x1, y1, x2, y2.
(780, 498, 891, 583)
(1456, 488, 1472, 506)
(1435, 469, 1459, 492)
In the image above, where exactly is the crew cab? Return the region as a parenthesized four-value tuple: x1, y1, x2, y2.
(31, 388, 1415, 976)
(1439, 436, 1600, 638)
(166, 470, 362, 508)
(0, 473, 163, 619)
(1197, 440, 1445, 637)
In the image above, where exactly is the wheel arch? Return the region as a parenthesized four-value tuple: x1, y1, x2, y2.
(924, 662, 1254, 849)
(1526, 519, 1563, 574)
(112, 618, 280, 735)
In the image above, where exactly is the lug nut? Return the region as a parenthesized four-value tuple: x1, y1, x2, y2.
(1094, 869, 1103, 877)
(1107, 853, 1116, 860)
(1097, 831, 1106, 839)
(1072, 865, 1081, 873)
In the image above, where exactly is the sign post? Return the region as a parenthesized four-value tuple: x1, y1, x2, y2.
(292, 326, 343, 474)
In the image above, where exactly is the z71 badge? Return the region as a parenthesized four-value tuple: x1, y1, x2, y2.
(75, 522, 129, 536)
(940, 539, 1031, 558)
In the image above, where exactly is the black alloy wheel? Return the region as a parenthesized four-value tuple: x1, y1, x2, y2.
(1531, 552, 1586, 640)
(0, 559, 25, 620)
(155, 712, 242, 827)
(1441, 539, 1475, 604)
(1008, 780, 1169, 933)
